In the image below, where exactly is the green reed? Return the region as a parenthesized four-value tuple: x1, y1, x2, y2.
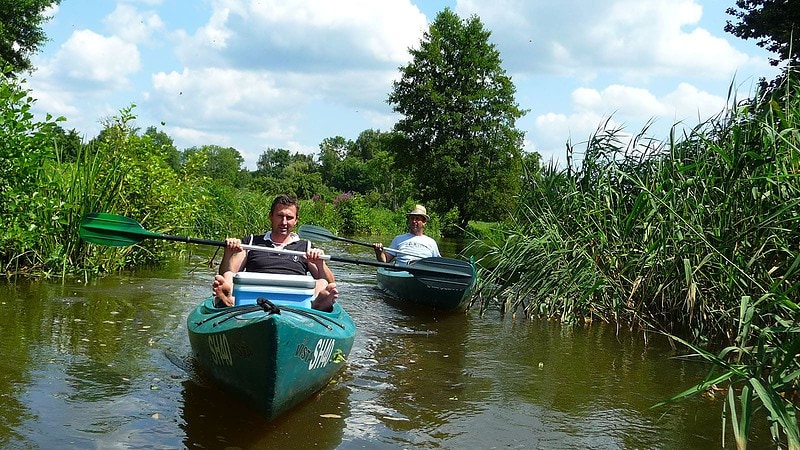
(468, 77, 800, 447)
(0, 99, 213, 277)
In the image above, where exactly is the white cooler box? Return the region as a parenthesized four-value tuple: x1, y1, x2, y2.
(232, 272, 316, 308)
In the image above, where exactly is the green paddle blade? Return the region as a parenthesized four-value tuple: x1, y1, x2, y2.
(79, 213, 161, 247)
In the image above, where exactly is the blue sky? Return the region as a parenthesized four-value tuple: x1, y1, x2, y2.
(26, 0, 781, 169)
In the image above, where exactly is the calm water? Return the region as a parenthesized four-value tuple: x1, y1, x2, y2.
(0, 244, 775, 449)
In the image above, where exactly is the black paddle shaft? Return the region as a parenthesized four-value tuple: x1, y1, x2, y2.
(326, 254, 472, 278)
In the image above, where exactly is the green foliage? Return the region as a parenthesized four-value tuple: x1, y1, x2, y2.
(388, 8, 526, 229)
(143, 126, 180, 172)
(249, 147, 331, 200)
(0, 96, 211, 275)
(317, 130, 413, 208)
(332, 192, 371, 235)
(0, 0, 60, 74)
(725, 0, 800, 67)
(468, 77, 800, 448)
(196, 183, 273, 240)
(181, 144, 246, 187)
(0, 70, 64, 272)
(297, 199, 341, 232)
(257, 148, 291, 177)
(654, 295, 800, 449)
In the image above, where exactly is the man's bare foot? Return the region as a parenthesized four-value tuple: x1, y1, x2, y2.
(212, 274, 234, 307)
(311, 283, 338, 312)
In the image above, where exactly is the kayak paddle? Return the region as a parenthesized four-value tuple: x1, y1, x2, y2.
(298, 224, 418, 257)
(297, 224, 475, 289)
(79, 212, 322, 258)
(80, 213, 474, 288)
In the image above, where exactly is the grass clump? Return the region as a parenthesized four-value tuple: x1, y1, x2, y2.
(467, 76, 800, 448)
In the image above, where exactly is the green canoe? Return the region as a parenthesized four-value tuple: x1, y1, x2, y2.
(376, 259, 477, 311)
(186, 273, 356, 420)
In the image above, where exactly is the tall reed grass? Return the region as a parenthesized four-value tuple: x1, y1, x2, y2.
(467, 77, 800, 447)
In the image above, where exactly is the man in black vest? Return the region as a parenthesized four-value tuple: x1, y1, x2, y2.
(211, 194, 337, 311)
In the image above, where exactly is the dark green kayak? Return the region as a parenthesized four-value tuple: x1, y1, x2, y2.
(186, 273, 356, 420)
(376, 259, 477, 311)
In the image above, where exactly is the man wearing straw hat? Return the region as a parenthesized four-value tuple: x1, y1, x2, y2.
(373, 204, 441, 265)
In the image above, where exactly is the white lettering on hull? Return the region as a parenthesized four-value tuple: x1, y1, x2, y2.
(208, 334, 233, 366)
(309, 338, 335, 370)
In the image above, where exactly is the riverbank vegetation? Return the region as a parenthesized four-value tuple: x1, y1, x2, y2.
(467, 75, 800, 447)
(0, 71, 450, 278)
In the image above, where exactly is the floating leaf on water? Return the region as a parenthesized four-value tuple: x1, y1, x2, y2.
(332, 349, 347, 364)
(320, 414, 342, 419)
(382, 416, 410, 422)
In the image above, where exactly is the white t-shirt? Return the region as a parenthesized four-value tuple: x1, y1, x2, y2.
(388, 233, 441, 264)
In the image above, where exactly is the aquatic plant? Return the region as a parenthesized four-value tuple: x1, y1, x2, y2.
(468, 75, 800, 447)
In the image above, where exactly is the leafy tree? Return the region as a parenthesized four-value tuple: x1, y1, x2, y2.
(248, 148, 327, 199)
(182, 145, 245, 187)
(725, 0, 800, 66)
(315, 130, 413, 207)
(256, 148, 291, 177)
(0, 0, 61, 74)
(387, 8, 526, 229)
(318, 136, 350, 185)
(143, 126, 180, 171)
(51, 124, 83, 163)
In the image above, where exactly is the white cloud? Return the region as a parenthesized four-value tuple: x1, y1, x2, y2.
(151, 67, 295, 129)
(176, 0, 426, 71)
(531, 81, 729, 164)
(40, 29, 140, 87)
(103, 4, 166, 44)
(26, 27, 141, 129)
(459, 0, 765, 80)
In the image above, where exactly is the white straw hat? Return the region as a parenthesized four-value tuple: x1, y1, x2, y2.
(406, 204, 430, 220)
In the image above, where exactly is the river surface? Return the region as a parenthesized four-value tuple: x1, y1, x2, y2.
(0, 243, 776, 449)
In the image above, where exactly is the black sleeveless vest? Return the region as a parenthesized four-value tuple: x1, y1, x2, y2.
(241, 234, 312, 276)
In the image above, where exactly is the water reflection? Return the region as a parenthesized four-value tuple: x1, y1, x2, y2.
(0, 251, 779, 449)
(180, 375, 349, 449)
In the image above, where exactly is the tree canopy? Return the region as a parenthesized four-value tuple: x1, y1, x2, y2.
(387, 8, 526, 229)
(182, 145, 245, 187)
(0, 0, 61, 74)
(725, 0, 800, 67)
